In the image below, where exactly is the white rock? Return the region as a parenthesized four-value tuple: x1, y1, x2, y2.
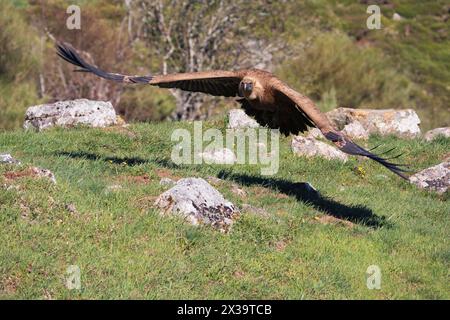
(199, 148, 237, 164)
(154, 178, 239, 232)
(326, 108, 421, 138)
(342, 121, 369, 140)
(0, 154, 21, 165)
(424, 127, 450, 142)
(291, 136, 348, 162)
(409, 162, 449, 194)
(392, 13, 403, 21)
(24, 99, 117, 131)
(228, 109, 260, 129)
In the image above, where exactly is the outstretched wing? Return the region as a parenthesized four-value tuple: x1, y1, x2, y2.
(271, 80, 411, 179)
(56, 43, 243, 97)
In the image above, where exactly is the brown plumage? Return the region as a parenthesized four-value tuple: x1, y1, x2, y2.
(56, 43, 410, 179)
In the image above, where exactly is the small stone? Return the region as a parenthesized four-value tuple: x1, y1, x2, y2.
(155, 178, 239, 232)
(424, 127, 450, 142)
(65, 203, 77, 214)
(291, 136, 348, 162)
(409, 162, 449, 194)
(106, 184, 122, 192)
(199, 148, 237, 164)
(0, 154, 21, 165)
(30, 167, 56, 184)
(392, 13, 403, 21)
(159, 177, 176, 187)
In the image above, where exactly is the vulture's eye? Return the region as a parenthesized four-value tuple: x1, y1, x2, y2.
(243, 82, 253, 92)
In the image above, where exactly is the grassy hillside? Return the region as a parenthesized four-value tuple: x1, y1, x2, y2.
(0, 121, 448, 299)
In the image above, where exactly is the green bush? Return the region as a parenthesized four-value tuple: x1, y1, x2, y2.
(278, 32, 414, 112)
(0, 0, 41, 130)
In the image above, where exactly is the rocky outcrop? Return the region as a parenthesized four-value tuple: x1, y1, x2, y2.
(424, 127, 450, 142)
(409, 162, 449, 194)
(154, 178, 240, 232)
(326, 108, 421, 138)
(24, 99, 118, 131)
(227, 109, 260, 129)
(291, 136, 348, 162)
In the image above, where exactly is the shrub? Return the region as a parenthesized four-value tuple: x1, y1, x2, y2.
(277, 32, 414, 111)
(0, 0, 41, 130)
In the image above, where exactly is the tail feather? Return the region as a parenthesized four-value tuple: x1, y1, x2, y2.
(324, 131, 411, 180)
(56, 43, 153, 84)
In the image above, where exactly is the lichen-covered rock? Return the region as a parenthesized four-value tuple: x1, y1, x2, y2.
(199, 148, 237, 164)
(0, 154, 21, 165)
(342, 121, 370, 140)
(409, 162, 449, 194)
(326, 107, 421, 138)
(228, 109, 260, 129)
(291, 136, 348, 162)
(154, 178, 240, 232)
(424, 127, 450, 142)
(24, 99, 117, 131)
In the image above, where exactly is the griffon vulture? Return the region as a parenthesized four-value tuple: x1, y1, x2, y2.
(56, 43, 409, 179)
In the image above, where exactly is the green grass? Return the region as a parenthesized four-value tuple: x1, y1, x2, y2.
(0, 121, 448, 299)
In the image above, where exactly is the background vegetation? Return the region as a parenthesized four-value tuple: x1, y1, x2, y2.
(0, 0, 448, 130)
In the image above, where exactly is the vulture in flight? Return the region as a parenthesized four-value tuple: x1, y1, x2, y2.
(56, 43, 409, 179)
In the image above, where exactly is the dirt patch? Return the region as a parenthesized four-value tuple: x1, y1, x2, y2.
(1, 275, 20, 296)
(102, 125, 137, 138)
(119, 174, 152, 185)
(313, 215, 355, 228)
(154, 168, 182, 181)
(3, 169, 35, 180)
(273, 240, 289, 252)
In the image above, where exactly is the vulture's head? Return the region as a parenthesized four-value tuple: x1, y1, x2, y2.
(239, 78, 259, 100)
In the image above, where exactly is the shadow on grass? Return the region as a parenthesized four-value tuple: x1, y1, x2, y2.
(56, 151, 388, 228)
(217, 170, 388, 228)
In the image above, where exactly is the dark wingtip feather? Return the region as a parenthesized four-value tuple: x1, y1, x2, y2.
(325, 132, 412, 180)
(56, 42, 153, 84)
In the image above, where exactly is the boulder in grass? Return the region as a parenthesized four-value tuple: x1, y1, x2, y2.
(24, 99, 117, 131)
(409, 162, 449, 194)
(291, 136, 348, 162)
(154, 178, 240, 232)
(326, 107, 421, 138)
(423, 127, 450, 142)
